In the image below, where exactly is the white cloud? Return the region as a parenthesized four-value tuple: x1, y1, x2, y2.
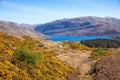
(0, 1, 68, 15)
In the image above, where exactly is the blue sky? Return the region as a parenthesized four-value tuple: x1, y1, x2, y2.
(0, 0, 120, 24)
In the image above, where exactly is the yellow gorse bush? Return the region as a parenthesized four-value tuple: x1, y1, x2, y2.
(0, 32, 76, 80)
(63, 41, 91, 50)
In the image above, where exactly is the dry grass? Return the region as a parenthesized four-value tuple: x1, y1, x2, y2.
(56, 49, 94, 80)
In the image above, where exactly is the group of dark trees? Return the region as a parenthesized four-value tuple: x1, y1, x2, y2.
(81, 39, 120, 48)
(115, 36, 120, 40)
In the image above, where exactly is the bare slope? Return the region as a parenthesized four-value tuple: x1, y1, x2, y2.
(0, 21, 46, 40)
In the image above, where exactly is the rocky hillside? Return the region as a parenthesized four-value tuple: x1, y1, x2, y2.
(0, 21, 46, 40)
(34, 16, 120, 36)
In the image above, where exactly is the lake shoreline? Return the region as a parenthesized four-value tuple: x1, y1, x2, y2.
(46, 36, 114, 42)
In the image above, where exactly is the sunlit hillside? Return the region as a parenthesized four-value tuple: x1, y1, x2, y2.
(0, 31, 120, 80)
(0, 32, 77, 80)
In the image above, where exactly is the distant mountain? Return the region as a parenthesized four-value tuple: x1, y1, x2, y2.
(34, 16, 120, 36)
(16, 23, 36, 30)
(0, 21, 46, 40)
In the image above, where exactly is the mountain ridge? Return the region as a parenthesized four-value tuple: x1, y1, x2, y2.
(34, 16, 120, 36)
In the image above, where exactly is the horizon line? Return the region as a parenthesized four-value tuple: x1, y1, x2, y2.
(0, 16, 120, 25)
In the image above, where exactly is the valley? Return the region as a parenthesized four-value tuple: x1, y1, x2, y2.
(0, 16, 120, 80)
(0, 31, 120, 80)
(1, 0, 120, 79)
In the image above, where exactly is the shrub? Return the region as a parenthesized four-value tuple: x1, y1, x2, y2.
(91, 48, 114, 59)
(13, 49, 43, 66)
(25, 51, 43, 66)
(90, 61, 99, 75)
(96, 48, 105, 56)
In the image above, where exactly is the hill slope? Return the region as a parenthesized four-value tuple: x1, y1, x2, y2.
(93, 54, 120, 80)
(0, 21, 46, 40)
(34, 16, 120, 36)
(0, 32, 75, 80)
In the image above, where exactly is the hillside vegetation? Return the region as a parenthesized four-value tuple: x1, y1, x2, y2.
(0, 32, 76, 80)
(92, 54, 120, 80)
(0, 32, 120, 80)
(81, 39, 120, 48)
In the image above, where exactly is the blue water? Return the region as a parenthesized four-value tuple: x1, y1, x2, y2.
(46, 36, 113, 42)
